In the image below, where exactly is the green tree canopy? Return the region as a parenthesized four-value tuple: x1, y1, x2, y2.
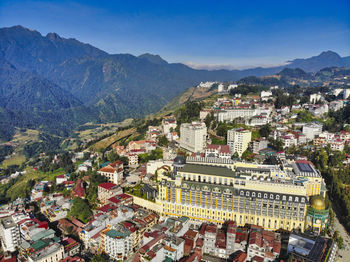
(69, 198, 92, 223)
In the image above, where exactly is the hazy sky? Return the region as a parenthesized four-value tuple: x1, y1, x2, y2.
(1, 0, 349, 69)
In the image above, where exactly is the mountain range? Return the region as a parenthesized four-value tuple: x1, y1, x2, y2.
(0, 25, 350, 141)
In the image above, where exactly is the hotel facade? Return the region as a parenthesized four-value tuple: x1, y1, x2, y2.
(156, 157, 326, 233)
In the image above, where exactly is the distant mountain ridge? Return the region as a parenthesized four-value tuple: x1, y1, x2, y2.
(0, 25, 349, 141)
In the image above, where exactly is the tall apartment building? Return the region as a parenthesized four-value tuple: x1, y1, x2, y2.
(227, 128, 251, 157)
(0, 216, 20, 252)
(157, 157, 326, 233)
(180, 122, 207, 153)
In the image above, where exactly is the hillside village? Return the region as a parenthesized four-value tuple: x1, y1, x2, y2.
(1, 78, 350, 262)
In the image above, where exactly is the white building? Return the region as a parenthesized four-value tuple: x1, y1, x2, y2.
(128, 154, 138, 166)
(228, 84, 238, 90)
(162, 118, 177, 135)
(343, 89, 350, 99)
(217, 108, 255, 122)
(205, 144, 231, 159)
(247, 115, 270, 126)
(27, 243, 65, 262)
(309, 93, 323, 104)
(261, 90, 273, 101)
(302, 123, 323, 141)
(218, 83, 225, 93)
(200, 110, 211, 120)
(98, 161, 124, 185)
(104, 228, 133, 260)
(0, 216, 20, 252)
(227, 128, 252, 157)
(252, 139, 268, 154)
(180, 122, 207, 153)
(198, 81, 216, 88)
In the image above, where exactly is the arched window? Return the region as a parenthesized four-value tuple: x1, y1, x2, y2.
(252, 192, 256, 197)
(276, 195, 280, 200)
(264, 193, 268, 198)
(258, 193, 262, 198)
(246, 191, 250, 197)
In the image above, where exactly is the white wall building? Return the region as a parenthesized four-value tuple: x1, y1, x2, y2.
(180, 122, 207, 153)
(104, 229, 133, 260)
(227, 128, 252, 157)
(0, 216, 20, 252)
(309, 93, 322, 104)
(343, 89, 350, 99)
(217, 108, 255, 122)
(302, 123, 323, 141)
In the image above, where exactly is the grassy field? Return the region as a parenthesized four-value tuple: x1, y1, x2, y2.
(1, 129, 41, 168)
(61, 119, 134, 151)
(1, 154, 26, 168)
(4, 167, 65, 201)
(89, 127, 138, 151)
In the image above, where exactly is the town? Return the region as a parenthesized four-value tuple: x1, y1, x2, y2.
(1, 79, 350, 262)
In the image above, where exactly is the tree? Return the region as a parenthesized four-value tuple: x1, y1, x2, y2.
(296, 110, 314, 123)
(216, 123, 228, 137)
(241, 150, 254, 160)
(91, 254, 105, 262)
(204, 112, 215, 129)
(312, 148, 328, 170)
(107, 151, 119, 162)
(69, 198, 92, 223)
(158, 135, 169, 147)
(259, 124, 271, 138)
(268, 138, 284, 151)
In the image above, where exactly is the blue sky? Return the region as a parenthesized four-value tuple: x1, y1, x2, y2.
(1, 0, 349, 69)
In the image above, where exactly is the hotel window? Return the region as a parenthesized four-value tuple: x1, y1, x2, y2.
(264, 193, 268, 199)
(252, 192, 256, 197)
(295, 197, 299, 202)
(282, 195, 286, 201)
(246, 192, 250, 197)
(289, 196, 293, 202)
(258, 193, 261, 198)
(270, 194, 274, 199)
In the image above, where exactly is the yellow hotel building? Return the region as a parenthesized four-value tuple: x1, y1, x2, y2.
(156, 156, 326, 233)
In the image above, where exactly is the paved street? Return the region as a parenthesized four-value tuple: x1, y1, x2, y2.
(334, 215, 350, 261)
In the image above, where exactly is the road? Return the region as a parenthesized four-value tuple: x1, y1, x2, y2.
(334, 214, 350, 261)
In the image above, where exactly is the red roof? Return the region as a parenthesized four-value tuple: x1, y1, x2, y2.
(99, 167, 116, 173)
(206, 144, 230, 154)
(205, 224, 217, 234)
(98, 204, 117, 213)
(109, 160, 123, 168)
(73, 179, 85, 198)
(98, 182, 117, 190)
(0, 255, 17, 262)
(199, 223, 207, 236)
(232, 251, 247, 262)
(252, 255, 264, 262)
(183, 229, 198, 240)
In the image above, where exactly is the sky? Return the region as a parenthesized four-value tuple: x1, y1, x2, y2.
(1, 0, 350, 69)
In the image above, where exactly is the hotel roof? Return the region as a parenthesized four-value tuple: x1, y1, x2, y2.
(179, 164, 236, 178)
